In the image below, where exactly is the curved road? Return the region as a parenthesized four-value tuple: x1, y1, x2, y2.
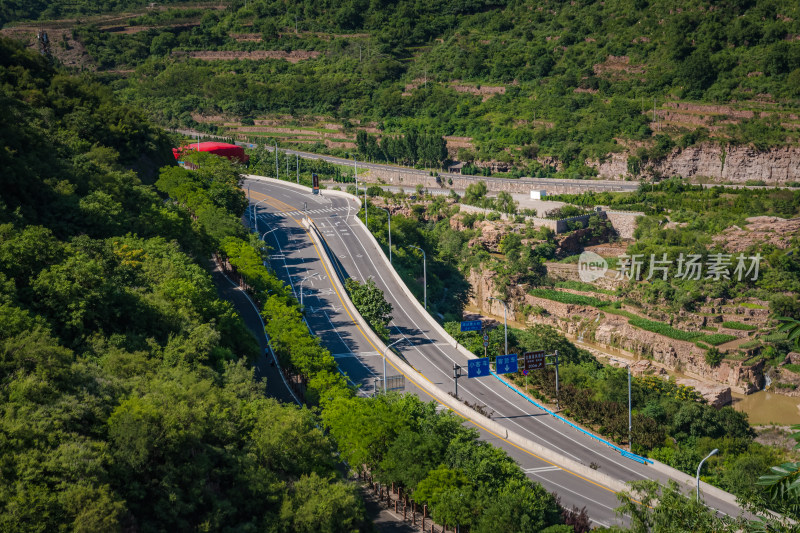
(245, 176, 747, 527)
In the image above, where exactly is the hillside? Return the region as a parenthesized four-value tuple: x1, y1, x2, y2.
(4, 0, 800, 182)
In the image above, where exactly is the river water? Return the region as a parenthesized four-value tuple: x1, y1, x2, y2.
(467, 306, 800, 425)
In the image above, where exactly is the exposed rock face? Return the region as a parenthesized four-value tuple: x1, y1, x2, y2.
(676, 378, 733, 408)
(713, 216, 800, 253)
(592, 143, 800, 184)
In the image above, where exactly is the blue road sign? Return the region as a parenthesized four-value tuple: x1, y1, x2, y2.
(467, 357, 491, 378)
(460, 320, 482, 332)
(495, 354, 518, 374)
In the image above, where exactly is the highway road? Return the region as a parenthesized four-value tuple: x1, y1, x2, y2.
(245, 176, 750, 527)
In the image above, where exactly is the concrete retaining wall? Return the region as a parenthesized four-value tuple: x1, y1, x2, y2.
(367, 168, 632, 195)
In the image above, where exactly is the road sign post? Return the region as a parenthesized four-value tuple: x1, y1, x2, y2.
(312, 173, 319, 194)
(523, 350, 545, 371)
(460, 320, 482, 332)
(467, 357, 490, 378)
(495, 354, 518, 375)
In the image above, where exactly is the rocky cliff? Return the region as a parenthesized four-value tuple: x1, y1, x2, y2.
(466, 267, 765, 395)
(593, 143, 800, 184)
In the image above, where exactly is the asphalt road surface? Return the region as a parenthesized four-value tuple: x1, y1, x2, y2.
(245, 176, 749, 528)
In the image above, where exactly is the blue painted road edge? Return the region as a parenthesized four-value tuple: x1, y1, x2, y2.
(489, 370, 653, 465)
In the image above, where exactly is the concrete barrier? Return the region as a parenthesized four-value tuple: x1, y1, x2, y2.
(302, 216, 630, 494)
(245, 173, 748, 511)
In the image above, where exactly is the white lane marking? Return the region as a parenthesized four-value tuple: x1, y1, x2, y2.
(333, 352, 381, 358)
(258, 182, 650, 483)
(524, 466, 561, 473)
(328, 200, 651, 480)
(526, 474, 619, 528)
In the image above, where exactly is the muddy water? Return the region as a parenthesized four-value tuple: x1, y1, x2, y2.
(466, 306, 800, 424)
(730, 391, 800, 425)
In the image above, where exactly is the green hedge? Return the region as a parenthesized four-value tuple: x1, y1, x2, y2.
(721, 321, 758, 331)
(528, 288, 609, 308)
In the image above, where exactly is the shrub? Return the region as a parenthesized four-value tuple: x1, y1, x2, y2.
(721, 321, 757, 331)
(705, 347, 724, 367)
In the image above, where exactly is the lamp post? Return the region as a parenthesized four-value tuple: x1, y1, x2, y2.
(364, 186, 368, 227)
(407, 245, 426, 310)
(488, 297, 508, 356)
(252, 197, 271, 233)
(298, 272, 319, 307)
(696, 449, 719, 502)
(383, 338, 404, 394)
(275, 141, 279, 179)
(375, 206, 392, 263)
(627, 364, 632, 452)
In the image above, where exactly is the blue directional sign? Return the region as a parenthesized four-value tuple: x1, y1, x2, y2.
(467, 357, 491, 378)
(460, 320, 482, 332)
(495, 354, 518, 375)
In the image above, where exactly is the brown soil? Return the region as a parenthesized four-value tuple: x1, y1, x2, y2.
(182, 50, 320, 62)
(593, 55, 645, 76)
(713, 216, 800, 253)
(450, 82, 506, 100)
(0, 27, 94, 70)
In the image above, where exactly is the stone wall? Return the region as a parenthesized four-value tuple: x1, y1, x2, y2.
(602, 210, 644, 239)
(458, 203, 597, 233)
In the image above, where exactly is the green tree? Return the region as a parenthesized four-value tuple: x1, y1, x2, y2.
(344, 277, 393, 341)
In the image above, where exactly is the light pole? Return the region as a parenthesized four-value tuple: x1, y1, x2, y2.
(627, 364, 632, 452)
(364, 186, 368, 227)
(375, 206, 392, 263)
(296, 153, 299, 184)
(488, 297, 508, 356)
(407, 245, 426, 310)
(696, 449, 719, 502)
(298, 272, 319, 307)
(383, 338, 404, 394)
(353, 154, 358, 191)
(275, 141, 279, 179)
(252, 197, 271, 233)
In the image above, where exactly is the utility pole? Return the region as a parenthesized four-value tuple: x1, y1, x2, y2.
(628, 364, 632, 452)
(275, 141, 279, 179)
(296, 153, 299, 184)
(407, 245, 427, 310)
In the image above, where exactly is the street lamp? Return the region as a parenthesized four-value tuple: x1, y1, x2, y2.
(488, 297, 508, 356)
(383, 337, 404, 394)
(407, 245, 426, 310)
(696, 449, 719, 502)
(298, 272, 320, 307)
(627, 364, 632, 452)
(375, 206, 392, 263)
(252, 197, 271, 233)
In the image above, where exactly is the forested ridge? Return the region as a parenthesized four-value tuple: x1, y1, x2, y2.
(7, 0, 795, 176)
(0, 36, 602, 532)
(0, 37, 371, 531)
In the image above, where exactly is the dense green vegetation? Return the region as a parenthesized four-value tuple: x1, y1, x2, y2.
(446, 322, 790, 512)
(0, 37, 368, 531)
(13, 0, 792, 174)
(322, 393, 574, 533)
(0, 38, 593, 532)
(551, 179, 800, 321)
